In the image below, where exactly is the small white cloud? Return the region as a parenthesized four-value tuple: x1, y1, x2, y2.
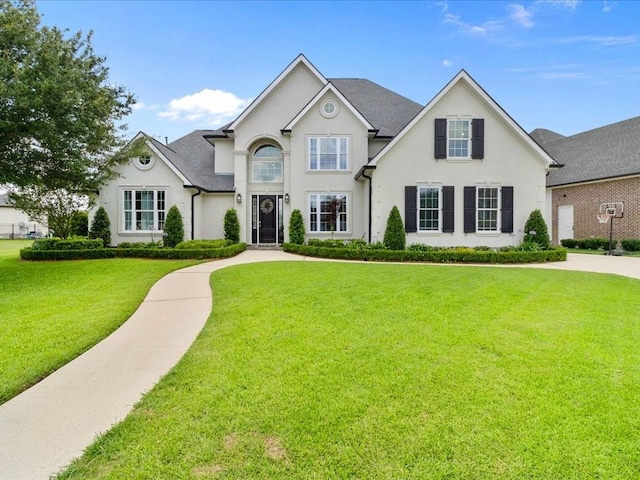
(159, 89, 252, 126)
(508, 4, 535, 28)
(556, 35, 638, 46)
(442, 59, 454, 67)
(602, 0, 615, 12)
(444, 13, 503, 36)
(536, 0, 580, 9)
(435, 1, 448, 12)
(132, 102, 158, 111)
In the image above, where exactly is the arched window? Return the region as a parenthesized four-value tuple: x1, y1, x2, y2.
(252, 144, 283, 183)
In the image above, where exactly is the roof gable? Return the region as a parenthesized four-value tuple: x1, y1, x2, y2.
(282, 82, 375, 133)
(227, 54, 327, 132)
(368, 70, 557, 169)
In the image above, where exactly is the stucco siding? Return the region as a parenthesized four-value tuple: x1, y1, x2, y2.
(371, 81, 547, 247)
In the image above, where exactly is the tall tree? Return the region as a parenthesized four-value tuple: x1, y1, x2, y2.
(0, 0, 136, 191)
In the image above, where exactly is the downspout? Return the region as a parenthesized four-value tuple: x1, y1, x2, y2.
(362, 170, 373, 243)
(190, 187, 202, 240)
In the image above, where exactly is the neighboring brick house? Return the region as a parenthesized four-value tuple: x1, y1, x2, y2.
(533, 116, 640, 244)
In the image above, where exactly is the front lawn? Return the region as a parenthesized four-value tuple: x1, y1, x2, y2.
(58, 262, 640, 479)
(0, 240, 200, 403)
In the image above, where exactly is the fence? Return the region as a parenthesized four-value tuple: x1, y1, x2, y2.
(0, 222, 47, 239)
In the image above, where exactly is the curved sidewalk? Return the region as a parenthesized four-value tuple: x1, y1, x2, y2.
(0, 250, 638, 479)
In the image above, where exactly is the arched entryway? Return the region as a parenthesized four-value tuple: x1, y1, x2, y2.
(249, 143, 285, 244)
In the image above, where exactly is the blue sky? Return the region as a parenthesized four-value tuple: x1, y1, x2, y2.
(37, 0, 639, 144)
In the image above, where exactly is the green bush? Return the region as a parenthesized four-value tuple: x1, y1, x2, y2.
(89, 206, 111, 247)
(163, 205, 184, 248)
(20, 243, 247, 261)
(560, 239, 578, 249)
(621, 239, 640, 252)
(32, 237, 103, 251)
(307, 238, 345, 248)
(224, 209, 240, 244)
(346, 239, 368, 250)
(175, 239, 232, 249)
(283, 243, 567, 264)
(580, 237, 611, 250)
(523, 209, 550, 250)
(70, 211, 89, 237)
(383, 206, 406, 251)
(117, 241, 162, 249)
(289, 209, 305, 245)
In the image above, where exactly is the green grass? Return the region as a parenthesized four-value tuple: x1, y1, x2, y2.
(58, 262, 640, 479)
(0, 240, 200, 404)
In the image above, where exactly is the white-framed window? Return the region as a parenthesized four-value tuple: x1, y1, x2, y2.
(477, 187, 499, 232)
(418, 186, 441, 232)
(448, 119, 471, 158)
(123, 189, 166, 232)
(320, 100, 338, 118)
(308, 137, 348, 170)
(252, 145, 283, 183)
(308, 193, 348, 233)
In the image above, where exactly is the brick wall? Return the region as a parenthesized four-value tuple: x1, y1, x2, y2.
(550, 176, 640, 244)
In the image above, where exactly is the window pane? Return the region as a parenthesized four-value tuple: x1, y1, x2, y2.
(309, 194, 348, 232)
(448, 120, 470, 158)
(418, 187, 440, 231)
(309, 137, 348, 170)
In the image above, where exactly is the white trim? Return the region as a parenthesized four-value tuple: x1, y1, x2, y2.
(283, 83, 375, 132)
(144, 140, 190, 184)
(307, 192, 350, 234)
(307, 136, 350, 171)
(476, 186, 501, 233)
(369, 70, 558, 168)
(229, 54, 328, 131)
(417, 185, 443, 233)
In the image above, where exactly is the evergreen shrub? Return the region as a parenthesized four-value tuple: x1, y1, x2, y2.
(89, 206, 111, 247)
(383, 206, 406, 250)
(163, 205, 184, 248)
(523, 209, 550, 250)
(224, 209, 240, 244)
(289, 209, 305, 245)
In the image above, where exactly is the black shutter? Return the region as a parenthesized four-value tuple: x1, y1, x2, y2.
(501, 186, 514, 233)
(471, 118, 484, 159)
(405, 186, 417, 233)
(464, 186, 476, 233)
(435, 119, 447, 159)
(442, 186, 454, 233)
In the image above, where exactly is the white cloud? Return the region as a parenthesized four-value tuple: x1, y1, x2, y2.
(556, 35, 638, 46)
(443, 13, 503, 36)
(435, 1, 448, 12)
(602, 0, 615, 12)
(442, 59, 454, 67)
(508, 4, 534, 28)
(159, 89, 252, 126)
(536, 0, 579, 9)
(132, 102, 158, 111)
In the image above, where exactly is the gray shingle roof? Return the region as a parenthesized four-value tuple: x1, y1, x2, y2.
(329, 79, 423, 137)
(530, 128, 566, 146)
(147, 131, 235, 192)
(545, 116, 640, 187)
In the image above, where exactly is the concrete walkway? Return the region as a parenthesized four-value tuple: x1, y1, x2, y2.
(0, 250, 638, 479)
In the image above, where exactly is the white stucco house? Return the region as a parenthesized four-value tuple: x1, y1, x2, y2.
(0, 193, 47, 238)
(97, 54, 557, 247)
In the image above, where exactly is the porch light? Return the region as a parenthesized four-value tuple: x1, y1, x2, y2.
(284, 193, 290, 203)
(236, 193, 242, 204)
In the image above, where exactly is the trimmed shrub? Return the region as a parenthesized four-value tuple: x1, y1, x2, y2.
(20, 243, 247, 261)
(308, 238, 345, 248)
(560, 239, 578, 249)
(523, 209, 550, 250)
(70, 211, 89, 237)
(163, 205, 184, 248)
(117, 241, 162, 249)
(89, 206, 111, 247)
(32, 237, 103, 251)
(283, 243, 567, 264)
(175, 239, 232, 249)
(383, 206, 406, 251)
(580, 237, 610, 250)
(621, 239, 640, 252)
(224, 209, 240, 244)
(289, 209, 305, 245)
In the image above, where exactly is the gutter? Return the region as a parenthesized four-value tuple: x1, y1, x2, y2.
(359, 166, 376, 243)
(190, 187, 202, 240)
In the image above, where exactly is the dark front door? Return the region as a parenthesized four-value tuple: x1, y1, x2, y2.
(258, 195, 277, 243)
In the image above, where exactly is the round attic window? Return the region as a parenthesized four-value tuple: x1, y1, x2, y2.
(321, 100, 338, 118)
(135, 155, 155, 171)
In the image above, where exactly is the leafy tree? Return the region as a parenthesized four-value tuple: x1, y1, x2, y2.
(0, 0, 136, 191)
(224, 208, 240, 244)
(70, 210, 89, 237)
(7, 187, 88, 239)
(289, 209, 305, 245)
(163, 205, 184, 248)
(523, 209, 550, 250)
(383, 206, 406, 250)
(89, 206, 111, 247)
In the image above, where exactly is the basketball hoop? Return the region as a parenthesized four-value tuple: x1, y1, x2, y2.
(597, 213, 612, 224)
